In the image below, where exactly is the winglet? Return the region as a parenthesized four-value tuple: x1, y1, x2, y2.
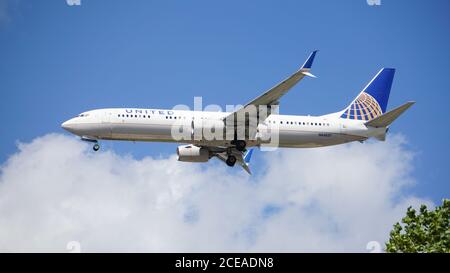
(241, 149, 254, 175)
(301, 50, 318, 70)
(244, 149, 254, 164)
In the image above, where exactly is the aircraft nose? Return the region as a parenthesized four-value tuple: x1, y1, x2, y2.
(61, 119, 76, 132)
(61, 120, 69, 130)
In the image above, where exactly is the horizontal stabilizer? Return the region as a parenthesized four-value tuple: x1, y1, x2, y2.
(365, 101, 415, 128)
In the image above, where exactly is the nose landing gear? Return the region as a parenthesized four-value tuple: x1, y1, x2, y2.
(81, 137, 100, 152)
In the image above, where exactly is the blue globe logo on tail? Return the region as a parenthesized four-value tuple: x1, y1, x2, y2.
(340, 68, 395, 121)
(341, 92, 382, 120)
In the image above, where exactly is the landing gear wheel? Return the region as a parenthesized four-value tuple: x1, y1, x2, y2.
(226, 155, 237, 167)
(234, 140, 246, 152)
(93, 143, 100, 152)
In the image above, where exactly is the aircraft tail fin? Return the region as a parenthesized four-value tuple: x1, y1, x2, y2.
(365, 101, 415, 128)
(340, 68, 395, 121)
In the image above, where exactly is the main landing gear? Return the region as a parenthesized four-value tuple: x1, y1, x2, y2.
(232, 140, 246, 152)
(225, 141, 246, 167)
(226, 155, 237, 167)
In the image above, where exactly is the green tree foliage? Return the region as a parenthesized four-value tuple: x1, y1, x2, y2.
(386, 199, 449, 253)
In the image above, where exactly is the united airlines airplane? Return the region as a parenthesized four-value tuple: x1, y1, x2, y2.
(61, 51, 414, 174)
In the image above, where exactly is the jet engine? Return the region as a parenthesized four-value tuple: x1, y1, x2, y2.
(176, 145, 209, 162)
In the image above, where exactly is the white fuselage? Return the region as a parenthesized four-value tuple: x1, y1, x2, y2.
(61, 108, 386, 148)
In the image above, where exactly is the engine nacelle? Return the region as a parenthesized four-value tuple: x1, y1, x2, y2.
(176, 145, 209, 162)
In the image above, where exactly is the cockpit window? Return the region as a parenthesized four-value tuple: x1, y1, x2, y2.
(78, 113, 90, 117)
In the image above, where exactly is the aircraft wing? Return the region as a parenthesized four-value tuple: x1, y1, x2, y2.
(223, 50, 318, 124)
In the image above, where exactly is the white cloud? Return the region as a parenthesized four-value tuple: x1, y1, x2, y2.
(0, 133, 432, 252)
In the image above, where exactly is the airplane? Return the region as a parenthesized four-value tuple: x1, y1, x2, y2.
(61, 51, 415, 174)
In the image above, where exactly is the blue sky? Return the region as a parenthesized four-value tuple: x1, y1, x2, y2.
(1, 0, 449, 205)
